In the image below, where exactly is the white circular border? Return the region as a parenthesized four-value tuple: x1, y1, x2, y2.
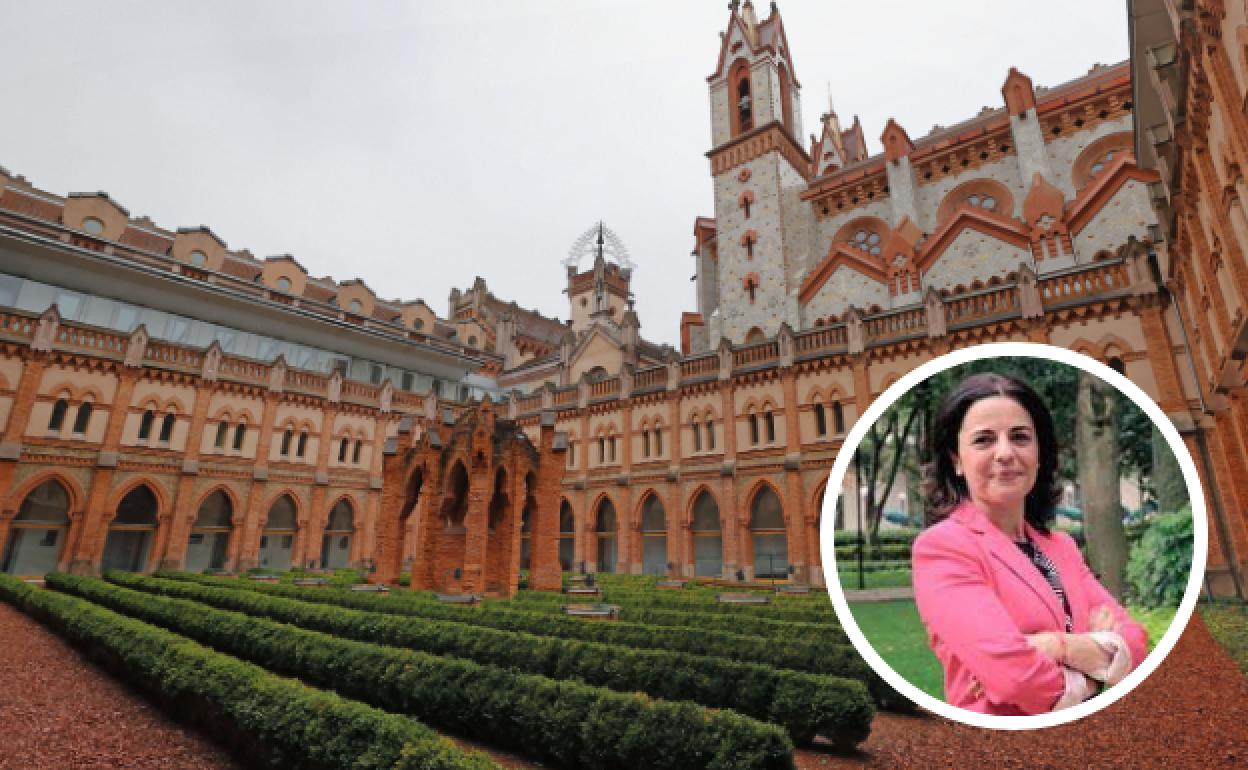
(820, 341, 1209, 730)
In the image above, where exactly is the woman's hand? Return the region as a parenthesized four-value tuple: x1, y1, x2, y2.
(1063, 633, 1112, 674)
(1024, 631, 1062, 660)
(1089, 605, 1119, 633)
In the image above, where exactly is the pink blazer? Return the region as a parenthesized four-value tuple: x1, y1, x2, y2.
(911, 501, 1148, 715)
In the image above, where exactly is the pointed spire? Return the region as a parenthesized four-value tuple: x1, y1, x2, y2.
(741, 0, 759, 46)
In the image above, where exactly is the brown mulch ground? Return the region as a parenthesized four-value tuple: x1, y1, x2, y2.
(3, 598, 1246, 770)
(795, 611, 1248, 769)
(0, 601, 241, 770)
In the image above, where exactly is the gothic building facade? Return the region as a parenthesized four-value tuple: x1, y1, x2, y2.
(0, 3, 1242, 594)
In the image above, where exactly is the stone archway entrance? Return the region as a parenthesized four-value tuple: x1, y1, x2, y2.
(186, 490, 232, 573)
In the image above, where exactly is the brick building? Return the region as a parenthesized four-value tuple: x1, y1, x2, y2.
(1, 2, 1243, 594)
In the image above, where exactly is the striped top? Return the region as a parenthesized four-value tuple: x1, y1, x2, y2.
(1015, 539, 1073, 632)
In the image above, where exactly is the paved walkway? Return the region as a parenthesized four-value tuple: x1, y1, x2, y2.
(842, 586, 915, 602)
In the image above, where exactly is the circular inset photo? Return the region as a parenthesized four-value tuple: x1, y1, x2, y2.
(820, 342, 1206, 729)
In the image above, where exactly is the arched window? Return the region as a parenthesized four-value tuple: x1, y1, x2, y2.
(764, 410, 776, 443)
(745, 326, 765, 344)
(186, 489, 232, 573)
(815, 403, 827, 437)
(558, 500, 575, 572)
(233, 422, 246, 451)
(2, 479, 71, 576)
(730, 59, 753, 136)
(848, 228, 883, 255)
(706, 418, 716, 450)
(597, 436, 606, 464)
(586, 366, 609, 383)
(102, 484, 159, 573)
(71, 402, 92, 435)
(936, 179, 1014, 224)
(833, 218, 890, 257)
(214, 422, 228, 449)
(321, 498, 354, 569)
(260, 494, 298, 570)
(654, 426, 663, 456)
(1072, 133, 1133, 190)
(595, 498, 617, 574)
(643, 430, 651, 458)
(338, 437, 349, 463)
(138, 409, 155, 441)
(749, 413, 760, 445)
(833, 401, 845, 434)
(352, 439, 363, 464)
(690, 490, 722, 578)
(692, 421, 702, 452)
(296, 431, 308, 458)
(608, 435, 617, 463)
(640, 493, 667, 576)
(280, 429, 293, 456)
(158, 413, 175, 443)
(750, 486, 788, 578)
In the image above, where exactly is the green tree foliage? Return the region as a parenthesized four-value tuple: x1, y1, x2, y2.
(1126, 507, 1195, 607)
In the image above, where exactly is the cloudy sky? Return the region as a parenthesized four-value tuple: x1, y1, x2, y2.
(2, 1, 1129, 347)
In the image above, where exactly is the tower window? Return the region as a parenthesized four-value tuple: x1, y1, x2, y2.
(765, 411, 775, 443)
(737, 77, 753, 133)
(693, 422, 702, 452)
(815, 404, 827, 437)
(706, 419, 716, 450)
(749, 413, 760, 446)
(744, 273, 760, 304)
(833, 401, 845, 434)
(280, 429, 292, 456)
(654, 428, 663, 456)
(643, 430, 651, 458)
(296, 431, 308, 458)
(214, 422, 228, 449)
(338, 437, 349, 463)
(233, 423, 246, 451)
(352, 439, 362, 464)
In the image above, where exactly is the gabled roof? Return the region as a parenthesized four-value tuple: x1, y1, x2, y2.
(798, 243, 888, 305)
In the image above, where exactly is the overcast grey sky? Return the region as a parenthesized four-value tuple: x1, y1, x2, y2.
(1, 1, 1129, 347)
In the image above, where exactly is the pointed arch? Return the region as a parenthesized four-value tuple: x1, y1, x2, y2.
(190, 484, 242, 525)
(748, 480, 788, 578)
(5, 471, 85, 521)
(106, 476, 170, 520)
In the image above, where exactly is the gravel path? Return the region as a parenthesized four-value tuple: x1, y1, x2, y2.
(3, 595, 1245, 769)
(0, 601, 240, 770)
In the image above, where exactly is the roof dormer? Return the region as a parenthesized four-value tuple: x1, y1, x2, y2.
(171, 226, 228, 271)
(336, 279, 376, 317)
(261, 254, 308, 295)
(64, 191, 129, 241)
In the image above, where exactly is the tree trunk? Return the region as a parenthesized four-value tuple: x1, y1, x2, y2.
(1076, 370, 1128, 599)
(1152, 424, 1187, 513)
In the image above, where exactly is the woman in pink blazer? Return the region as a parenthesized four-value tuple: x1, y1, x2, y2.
(911, 372, 1148, 715)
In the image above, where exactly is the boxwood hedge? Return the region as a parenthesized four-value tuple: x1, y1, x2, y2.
(107, 571, 875, 745)
(50, 574, 798, 769)
(0, 574, 494, 770)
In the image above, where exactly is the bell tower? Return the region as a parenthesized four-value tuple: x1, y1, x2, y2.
(702, 1, 811, 345)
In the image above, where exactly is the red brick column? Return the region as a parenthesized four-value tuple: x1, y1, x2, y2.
(529, 414, 564, 592)
(781, 369, 806, 582)
(0, 355, 48, 560)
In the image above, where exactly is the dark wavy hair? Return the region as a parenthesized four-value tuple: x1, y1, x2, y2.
(926, 372, 1060, 532)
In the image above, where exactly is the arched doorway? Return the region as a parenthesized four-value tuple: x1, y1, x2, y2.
(558, 500, 575, 572)
(594, 498, 617, 574)
(639, 493, 667, 576)
(690, 490, 722, 578)
(321, 498, 354, 569)
(260, 494, 297, 570)
(751, 485, 788, 579)
(102, 484, 159, 572)
(2, 479, 71, 576)
(400, 467, 424, 571)
(185, 490, 232, 572)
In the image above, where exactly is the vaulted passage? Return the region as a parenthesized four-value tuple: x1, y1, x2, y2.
(321, 498, 354, 569)
(186, 490, 232, 572)
(639, 493, 667, 576)
(102, 485, 158, 573)
(690, 490, 722, 578)
(260, 495, 297, 570)
(2, 480, 70, 576)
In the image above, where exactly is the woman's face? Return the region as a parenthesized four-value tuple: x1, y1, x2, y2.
(952, 395, 1039, 515)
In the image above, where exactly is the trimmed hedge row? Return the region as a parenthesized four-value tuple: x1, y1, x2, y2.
(112, 572, 874, 744)
(51, 574, 796, 769)
(832, 529, 920, 546)
(835, 560, 913, 574)
(833, 544, 912, 561)
(163, 570, 850, 646)
(512, 589, 839, 624)
(0, 574, 494, 770)
(159, 571, 855, 674)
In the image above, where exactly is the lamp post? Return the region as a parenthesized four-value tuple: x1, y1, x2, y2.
(855, 447, 865, 591)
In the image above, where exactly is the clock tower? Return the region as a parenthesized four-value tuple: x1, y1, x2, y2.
(700, 0, 812, 345)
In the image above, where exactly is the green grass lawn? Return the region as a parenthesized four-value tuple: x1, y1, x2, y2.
(836, 568, 913, 590)
(847, 599, 943, 701)
(1200, 603, 1248, 676)
(847, 599, 1179, 705)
